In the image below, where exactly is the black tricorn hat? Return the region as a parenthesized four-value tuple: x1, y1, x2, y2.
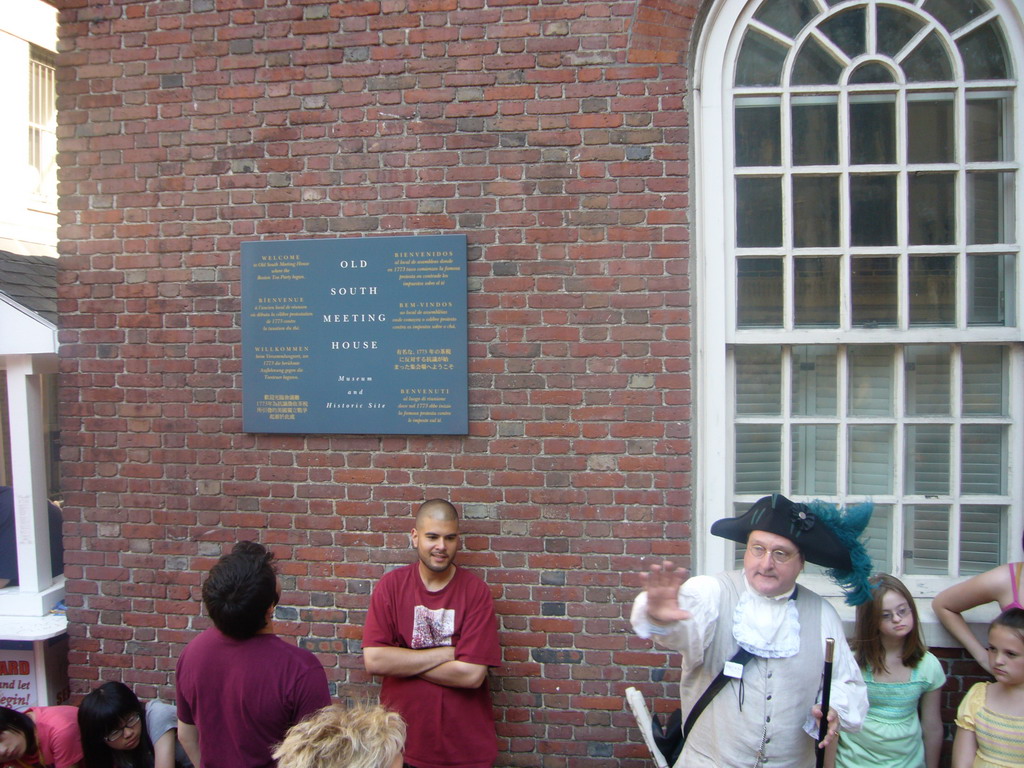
(711, 493, 853, 570)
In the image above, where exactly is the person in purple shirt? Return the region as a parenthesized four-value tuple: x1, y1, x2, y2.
(175, 541, 331, 768)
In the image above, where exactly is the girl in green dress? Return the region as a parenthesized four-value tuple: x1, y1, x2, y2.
(832, 574, 946, 768)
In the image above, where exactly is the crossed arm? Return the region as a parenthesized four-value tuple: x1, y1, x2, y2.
(363, 645, 488, 689)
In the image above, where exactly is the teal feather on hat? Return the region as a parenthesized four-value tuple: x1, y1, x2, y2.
(808, 500, 875, 606)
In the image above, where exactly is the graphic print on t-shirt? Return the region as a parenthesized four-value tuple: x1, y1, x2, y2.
(412, 605, 455, 648)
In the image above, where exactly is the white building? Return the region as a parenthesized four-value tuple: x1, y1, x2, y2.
(0, 0, 65, 707)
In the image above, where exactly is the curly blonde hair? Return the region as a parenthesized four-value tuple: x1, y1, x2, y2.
(273, 704, 406, 768)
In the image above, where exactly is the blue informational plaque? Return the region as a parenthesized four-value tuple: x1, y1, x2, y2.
(241, 235, 468, 434)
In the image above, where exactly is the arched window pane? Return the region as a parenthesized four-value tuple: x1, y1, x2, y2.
(877, 6, 925, 58)
(849, 62, 896, 84)
(820, 7, 866, 58)
(903, 31, 954, 82)
(924, 0, 991, 34)
(754, 0, 818, 38)
(959, 22, 1010, 80)
(791, 35, 844, 85)
(736, 29, 789, 87)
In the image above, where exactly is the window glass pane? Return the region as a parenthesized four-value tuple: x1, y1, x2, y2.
(958, 22, 1010, 81)
(735, 101, 781, 167)
(791, 36, 844, 86)
(791, 425, 837, 495)
(905, 345, 950, 415)
(968, 171, 1015, 245)
(908, 95, 954, 164)
(849, 63, 895, 85)
(960, 506, 1005, 575)
(968, 254, 1013, 327)
(737, 258, 784, 328)
(792, 99, 838, 166)
(849, 425, 893, 494)
(904, 505, 949, 574)
(794, 257, 840, 326)
(735, 346, 782, 415)
(903, 31, 953, 83)
(909, 173, 956, 245)
(735, 424, 782, 493)
(961, 425, 1007, 495)
(851, 257, 897, 327)
(851, 175, 897, 246)
(819, 7, 865, 58)
(736, 29, 789, 87)
(962, 346, 1008, 416)
(753, 0, 817, 38)
(848, 346, 893, 416)
(850, 96, 895, 164)
(792, 345, 837, 416)
(967, 96, 1011, 162)
(905, 424, 950, 494)
(863, 504, 892, 574)
(877, 6, 924, 58)
(923, 0, 989, 33)
(736, 176, 782, 247)
(793, 176, 839, 248)
(909, 255, 956, 326)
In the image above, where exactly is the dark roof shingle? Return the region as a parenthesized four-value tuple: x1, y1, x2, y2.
(0, 250, 58, 325)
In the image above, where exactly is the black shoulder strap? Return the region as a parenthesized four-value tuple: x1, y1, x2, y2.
(681, 585, 799, 743)
(681, 646, 753, 740)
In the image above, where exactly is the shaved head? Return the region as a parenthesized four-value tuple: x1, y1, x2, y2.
(415, 498, 459, 528)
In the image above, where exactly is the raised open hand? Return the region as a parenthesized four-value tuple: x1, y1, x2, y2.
(642, 560, 692, 624)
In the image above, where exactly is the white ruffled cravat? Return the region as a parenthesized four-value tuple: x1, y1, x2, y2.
(731, 578, 801, 658)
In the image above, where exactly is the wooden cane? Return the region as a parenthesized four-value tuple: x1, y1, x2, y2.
(815, 637, 836, 768)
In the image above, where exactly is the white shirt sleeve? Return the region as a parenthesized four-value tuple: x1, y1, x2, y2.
(630, 575, 722, 671)
(801, 603, 867, 737)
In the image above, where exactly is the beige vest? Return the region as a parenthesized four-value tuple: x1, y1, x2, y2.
(677, 570, 825, 768)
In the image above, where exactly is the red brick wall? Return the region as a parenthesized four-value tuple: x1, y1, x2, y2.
(54, 0, 696, 764)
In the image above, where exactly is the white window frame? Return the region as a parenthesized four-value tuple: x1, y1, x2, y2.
(693, 0, 1024, 604)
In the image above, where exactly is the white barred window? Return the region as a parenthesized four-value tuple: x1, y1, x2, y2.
(696, 0, 1023, 591)
(28, 44, 56, 202)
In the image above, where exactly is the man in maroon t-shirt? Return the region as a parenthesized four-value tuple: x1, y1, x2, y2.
(175, 541, 331, 768)
(363, 499, 501, 768)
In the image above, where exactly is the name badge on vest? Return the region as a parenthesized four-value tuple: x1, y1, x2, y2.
(723, 660, 744, 679)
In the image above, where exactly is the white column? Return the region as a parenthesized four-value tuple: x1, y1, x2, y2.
(5, 354, 51, 593)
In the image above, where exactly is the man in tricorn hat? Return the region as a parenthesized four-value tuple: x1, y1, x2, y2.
(631, 494, 873, 767)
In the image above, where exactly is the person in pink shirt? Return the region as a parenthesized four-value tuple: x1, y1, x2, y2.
(0, 705, 82, 768)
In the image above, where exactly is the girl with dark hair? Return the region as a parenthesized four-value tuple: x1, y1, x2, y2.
(77, 683, 190, 768)
(953, 608, 1024, 767)
(832, 574, 946, 768)
(0, 704, 82, 767)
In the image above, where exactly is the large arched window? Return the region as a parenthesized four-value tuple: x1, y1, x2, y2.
(695, 0, 1023, 598)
